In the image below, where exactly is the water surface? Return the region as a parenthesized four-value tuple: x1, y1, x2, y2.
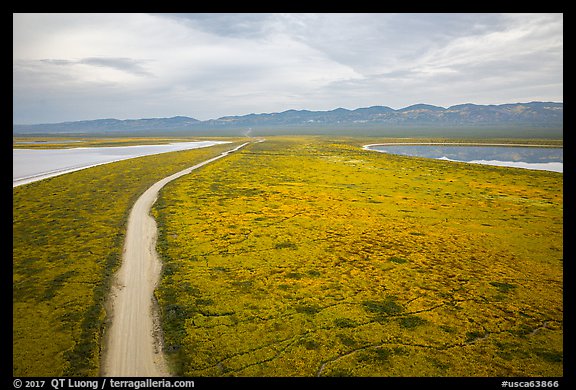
(364, 144, 563, 173)
(13, 141, 230, 187)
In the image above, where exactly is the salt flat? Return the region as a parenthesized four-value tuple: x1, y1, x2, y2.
(13, 141, 230, 187)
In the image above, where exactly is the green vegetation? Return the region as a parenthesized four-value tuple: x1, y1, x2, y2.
(153, 137, 562, 376)
(13, 135, 563, 376)
(13, 141, 240, 376)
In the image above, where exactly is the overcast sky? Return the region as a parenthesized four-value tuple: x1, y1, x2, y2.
(13, 13, 563, 124)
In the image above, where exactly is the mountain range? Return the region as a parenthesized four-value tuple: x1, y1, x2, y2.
(13, 102, 563, 137)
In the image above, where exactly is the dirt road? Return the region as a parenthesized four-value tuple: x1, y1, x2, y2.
(103, 143, 249, 376)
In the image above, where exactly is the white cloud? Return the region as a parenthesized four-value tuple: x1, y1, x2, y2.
(13, 13, 563, 123)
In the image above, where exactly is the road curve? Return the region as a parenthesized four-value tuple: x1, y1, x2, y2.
(102, 142, 249, 377)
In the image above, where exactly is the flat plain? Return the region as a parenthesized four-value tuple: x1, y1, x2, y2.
(153, 137, 563, 376)
(12, 140, 240, 376)
(12, 136, 563, 377)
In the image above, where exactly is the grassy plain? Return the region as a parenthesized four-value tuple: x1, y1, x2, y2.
(12, 140, 240, 376)
(153, 136, 563, 376)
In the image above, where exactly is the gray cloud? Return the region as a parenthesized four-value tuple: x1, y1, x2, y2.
(41, 57, 152, 76)
(80, 57, 152, 76)
(40, 59, 75, 66)
(13, 13, 563, 124)
(158, 13, 275, 38)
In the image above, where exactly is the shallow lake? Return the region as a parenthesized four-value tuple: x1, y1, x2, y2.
(364, 144, 563, 173)
(13, 140, 230, 187)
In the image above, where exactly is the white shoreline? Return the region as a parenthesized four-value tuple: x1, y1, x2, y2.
(363, 142, 563, 173)
(363, 142, 563, 149)
(13, 158, 141, 187)
(13, 141, 231, 188)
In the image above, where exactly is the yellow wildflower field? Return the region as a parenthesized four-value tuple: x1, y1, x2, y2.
(154, 137, 562, 376)
(13, 141, 239, 376)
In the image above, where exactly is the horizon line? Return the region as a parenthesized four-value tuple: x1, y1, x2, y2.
(13, 100, 563, 126)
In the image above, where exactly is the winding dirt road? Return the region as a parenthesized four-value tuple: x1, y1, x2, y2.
(103, 142, 249, 377)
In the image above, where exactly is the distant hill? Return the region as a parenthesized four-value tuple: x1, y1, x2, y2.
(13, 116, 200, 135)
(13, 102, 563, 137)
